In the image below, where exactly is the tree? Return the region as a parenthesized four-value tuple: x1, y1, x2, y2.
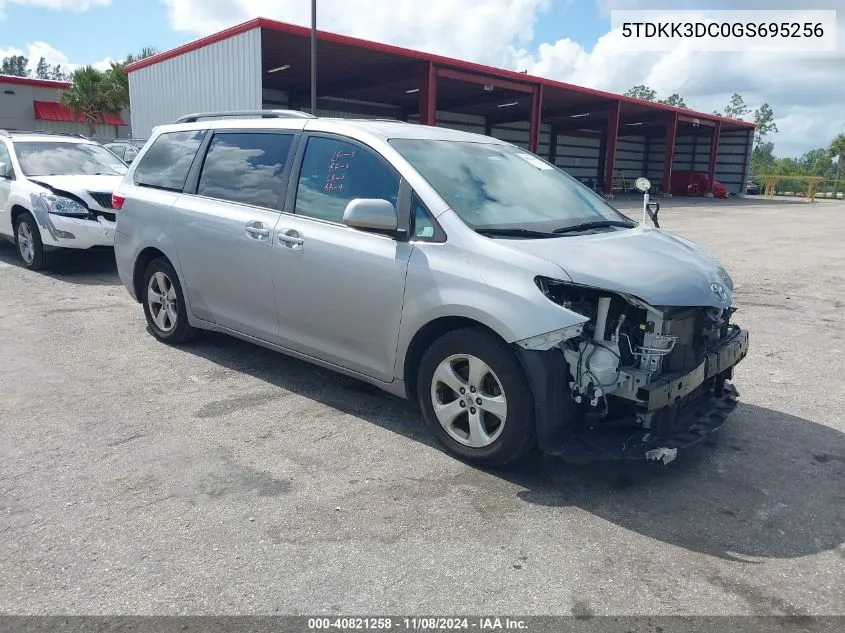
(104, 48, 158, 117)
(722, 93, 750, 120)
(799, 148, 832, 176)
(753, 103, 778, 146)
(1, 55, 29, 77)
(830, 134, 845, 198)
(59, 66, 118, 136)
(659, 93, 687, 108)
(35, 57, 51, 79)
(625, 84, 657, 101)
(51, 65, 71, 81)
(751, 142, 775, 175)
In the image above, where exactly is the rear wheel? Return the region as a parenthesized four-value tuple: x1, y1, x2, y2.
(141, 257, 196, 344)
(15, 213, 46, 270)
(417, 328, 536, 466)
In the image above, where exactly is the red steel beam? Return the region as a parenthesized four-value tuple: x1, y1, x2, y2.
(603, 101, 621, 195)
(706, 121, 722, 195)
(529, 84, 543, 154)
(662, 112, 679, 195)
(419, 62, 437, 125)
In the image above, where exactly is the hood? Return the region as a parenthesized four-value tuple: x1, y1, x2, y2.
(502, 227, 734, 308)
(28, 174, 124, 195)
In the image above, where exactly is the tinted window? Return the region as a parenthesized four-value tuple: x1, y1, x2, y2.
(14, 141, 127, 177)
(295, 137, 399, 223)
(197, 132, 293, 209)
(134, 130, 205, 191)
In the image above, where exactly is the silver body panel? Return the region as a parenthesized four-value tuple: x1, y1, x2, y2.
(114, 116, 740, 400)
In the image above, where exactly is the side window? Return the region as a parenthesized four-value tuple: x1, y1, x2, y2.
(134, 130, 205, 191)
(0, 142, 13, 178)
(124, 146, 138, 162)
(107, 145, 125, 160)
(197, 132, 293, 209)
(294, 136, 399, 223)
(411, 195, 443, 242)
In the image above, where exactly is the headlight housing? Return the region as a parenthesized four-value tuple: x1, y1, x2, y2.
(38, 192, 88, 217)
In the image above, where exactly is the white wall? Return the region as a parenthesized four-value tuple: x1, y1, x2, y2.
(129, 28, 262, 138)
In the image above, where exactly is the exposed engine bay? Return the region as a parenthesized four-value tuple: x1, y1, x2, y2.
(534, 277, 749, 445)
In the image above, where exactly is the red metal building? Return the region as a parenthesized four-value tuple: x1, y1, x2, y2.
(127, 17, 755, 196)
(0, 75, 127, 138)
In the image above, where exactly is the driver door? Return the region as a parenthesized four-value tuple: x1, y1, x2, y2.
(270, 134, 413, 382)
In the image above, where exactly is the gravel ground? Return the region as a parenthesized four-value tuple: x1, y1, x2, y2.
(1, 198, 843, 616)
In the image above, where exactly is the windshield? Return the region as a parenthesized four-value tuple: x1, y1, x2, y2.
(389, 139, 632, 233)
(15, 141, 127, 177)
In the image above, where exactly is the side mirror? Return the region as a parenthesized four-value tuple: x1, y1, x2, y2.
(343, 198, 398, 232)
(646, 201, 660, 228)
(0, 161, 11, 180)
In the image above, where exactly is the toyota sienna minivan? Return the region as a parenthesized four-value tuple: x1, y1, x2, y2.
(114, 111, 748, 466)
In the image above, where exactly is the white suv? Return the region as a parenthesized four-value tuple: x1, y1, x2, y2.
(0, 130, 127, 269)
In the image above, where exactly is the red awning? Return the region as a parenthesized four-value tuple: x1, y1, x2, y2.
(33, 101, 126, 126)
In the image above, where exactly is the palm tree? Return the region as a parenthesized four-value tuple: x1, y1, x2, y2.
(830, 134, 845, 199)
(104, 48, 158, 123)
(59, 66, 117, 136)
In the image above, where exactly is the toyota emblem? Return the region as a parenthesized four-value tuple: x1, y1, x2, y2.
(711, 282, 729, 304)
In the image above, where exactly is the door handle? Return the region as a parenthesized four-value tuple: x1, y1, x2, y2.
(278, 229, 304, 248)
(245, 221, 270, 239)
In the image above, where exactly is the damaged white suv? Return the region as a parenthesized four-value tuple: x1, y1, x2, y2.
(114, 112, 749, 466)
(0, 130, 127, 270)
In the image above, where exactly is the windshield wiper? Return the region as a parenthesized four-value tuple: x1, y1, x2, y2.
(552, 220, 635, 234)
(475, 227, 557, 239)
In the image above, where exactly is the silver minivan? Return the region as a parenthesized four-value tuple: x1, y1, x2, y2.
(114, 111, 748, 466)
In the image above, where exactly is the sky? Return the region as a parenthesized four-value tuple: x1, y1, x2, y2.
(0, 0, 842, 157)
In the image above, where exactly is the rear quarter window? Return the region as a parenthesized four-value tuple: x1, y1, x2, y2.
(134, 130, 205, 191)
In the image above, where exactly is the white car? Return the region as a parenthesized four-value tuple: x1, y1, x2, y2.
(0, 130, 127, 269)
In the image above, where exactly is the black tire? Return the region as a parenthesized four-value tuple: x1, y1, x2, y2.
(141, 257, 197, 344)
(14, 212, 47, 270)
(417, 328, 536, 467)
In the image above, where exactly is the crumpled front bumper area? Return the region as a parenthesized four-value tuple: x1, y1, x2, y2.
(517, 327, 748, 464)
(543, 381, 740, 463)
(36, 212, 116, 250)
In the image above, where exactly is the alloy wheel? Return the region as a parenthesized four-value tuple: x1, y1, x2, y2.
(430, 354, 507, 448)
(17, 222, 34, 265)
(147, 271, 178, 333)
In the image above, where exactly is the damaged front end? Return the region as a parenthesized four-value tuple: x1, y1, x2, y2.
(518, 277, 749, 463)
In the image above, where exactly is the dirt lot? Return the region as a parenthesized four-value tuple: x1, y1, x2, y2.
(1, 198, 843, 615)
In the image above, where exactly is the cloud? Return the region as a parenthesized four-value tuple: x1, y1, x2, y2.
(0, 0, 109, 18)
(6, 0, 840, 156)
(162, 0, 551, 68)
(515, 15, 845, 155)
(0, 40, 114, 76)
(158, 0, 844, 155)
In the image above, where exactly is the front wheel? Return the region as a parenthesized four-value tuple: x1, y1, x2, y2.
(15, 213, 46, 270)
(141, 257, 197, 344)
(417, 328, 536, 466)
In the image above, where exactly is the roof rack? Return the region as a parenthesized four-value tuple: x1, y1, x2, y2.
(1, 129, 89, 139)
(175, 109, 316, 123)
